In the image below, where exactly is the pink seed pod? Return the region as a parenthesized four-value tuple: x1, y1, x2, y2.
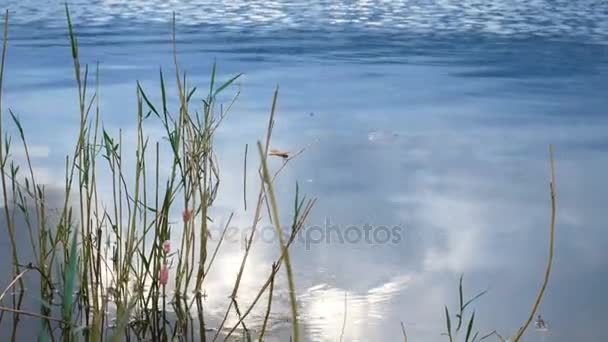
(159, 264, 169, 286)
(162, 240, 171, 254)
(182, 209, 193, 223)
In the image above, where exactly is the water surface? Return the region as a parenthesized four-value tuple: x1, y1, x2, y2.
(1, 1, 608, 341)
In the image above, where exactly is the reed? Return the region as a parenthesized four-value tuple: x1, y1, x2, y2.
(0, 6, 316, 341)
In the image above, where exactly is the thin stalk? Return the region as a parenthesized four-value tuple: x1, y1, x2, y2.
(256, 140, 299, 341)
(339, 292, 347, 342)
(511, 145, 557, 342)
(223, 197, 315, 339)
(243, 143, 248, 211)
(0, 8, 22, 296)
(258, 263, 276, 342)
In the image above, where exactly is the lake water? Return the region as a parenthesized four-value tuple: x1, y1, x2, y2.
(1, 0, 607, 341)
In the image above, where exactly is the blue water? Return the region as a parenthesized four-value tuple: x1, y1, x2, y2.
(1, 1, 607, 341)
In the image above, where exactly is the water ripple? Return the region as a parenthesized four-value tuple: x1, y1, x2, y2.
(3, 0, 608, 43)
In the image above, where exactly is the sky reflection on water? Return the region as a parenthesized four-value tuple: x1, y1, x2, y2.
(0, 0, 607, 340)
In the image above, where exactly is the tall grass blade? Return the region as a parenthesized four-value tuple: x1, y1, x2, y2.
(463, 290, 487, 310)
(510, 145, 557, 342)
(213, 73, 242, 97)
(64, 4, 78, 61)
(62, 229, 79, 330)
(257, 140, 300, 342)
(465, 312, 476, 342)
(137, 82, 160, 117)
(444, 305, 453, 342)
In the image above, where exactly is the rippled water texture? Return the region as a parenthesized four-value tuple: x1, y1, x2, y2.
(6, 0, 608, 41)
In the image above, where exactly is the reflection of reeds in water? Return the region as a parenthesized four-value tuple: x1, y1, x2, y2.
(0, 6, 315, 341)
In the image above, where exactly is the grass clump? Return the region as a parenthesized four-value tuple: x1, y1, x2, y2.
(0, 6, 314, 341)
